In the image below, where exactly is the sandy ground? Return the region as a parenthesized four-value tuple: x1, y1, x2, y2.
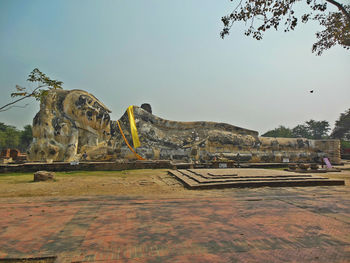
(0, 168, 349, 199)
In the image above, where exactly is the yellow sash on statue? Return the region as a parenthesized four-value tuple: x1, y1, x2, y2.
(127, 105, 141, 148)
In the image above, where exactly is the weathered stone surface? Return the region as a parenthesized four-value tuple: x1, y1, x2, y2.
(298, 163, 311, 170)
(169, 169, 345, 188)
(0, 157, 13, 164)
(27, 89, 341, 164)
(28, 89, 111, 162)
(311, 163, 319, 170)
(34, 171, 55, 182)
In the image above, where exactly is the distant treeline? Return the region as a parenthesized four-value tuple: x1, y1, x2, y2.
(262, 120, 330, 139)
(262, 108, 350, 144)
(0, 123, 32, 152)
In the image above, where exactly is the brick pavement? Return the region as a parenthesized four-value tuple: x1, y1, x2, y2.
(0, 186, 349, 263)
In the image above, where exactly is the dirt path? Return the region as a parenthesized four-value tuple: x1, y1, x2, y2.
(0, 168, 349, 200)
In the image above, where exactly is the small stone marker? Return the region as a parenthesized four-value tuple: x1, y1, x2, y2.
(218, 163, 228, 168)
(34, 171, 55, 182)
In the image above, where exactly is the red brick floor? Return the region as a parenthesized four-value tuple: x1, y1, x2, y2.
(0, 186, 349, 263)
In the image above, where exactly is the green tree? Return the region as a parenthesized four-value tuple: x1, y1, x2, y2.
(262, 125, 294, 137)
(20, 125, 33, 151)
(305, 119, 330, 139)
(262, 120, 330, 139)
(0, 130, 5, 149)
(341, 140, 350, 149)
(0, 123, 33, 151)
(331, 108, 350, 141)
(0, 68, 63, 112)
(0, 123, 7, 132)
(0, 124, 21, 150)
(331, 108, 350, 140)
(292, 124, 311, 138)
(221, 0, 350, 55)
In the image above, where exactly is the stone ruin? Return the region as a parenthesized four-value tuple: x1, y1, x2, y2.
(27, 89, 341, 164)
(0, 149, 26, 164)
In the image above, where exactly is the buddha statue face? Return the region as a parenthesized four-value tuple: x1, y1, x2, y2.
(27, 89, 114, 162)
(63, 90, 111, 136)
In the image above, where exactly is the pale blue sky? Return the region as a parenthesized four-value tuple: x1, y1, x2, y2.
(0, 0, 349, 135)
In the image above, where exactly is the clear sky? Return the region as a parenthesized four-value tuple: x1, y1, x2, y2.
(0, 0, 349, 135)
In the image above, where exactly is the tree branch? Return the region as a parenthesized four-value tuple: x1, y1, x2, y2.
(1, 84, 51, 112)
(0, 94, 33, 112)
(326, 0, 350, 22)
(0, 104, 29, 112)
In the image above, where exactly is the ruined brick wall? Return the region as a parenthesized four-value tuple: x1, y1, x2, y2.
(198, 137, 341, 164)
(313, 140, 341, 164)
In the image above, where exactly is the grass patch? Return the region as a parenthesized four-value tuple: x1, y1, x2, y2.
(0, 173, 35, 184)
(0, 172, 33, 177)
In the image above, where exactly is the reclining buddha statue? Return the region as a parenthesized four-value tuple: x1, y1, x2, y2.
(27, 89, 340, 164)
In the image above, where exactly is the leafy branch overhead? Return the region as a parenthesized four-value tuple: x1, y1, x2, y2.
(221, 0, 350, 55)
(0, 68, 63, 112)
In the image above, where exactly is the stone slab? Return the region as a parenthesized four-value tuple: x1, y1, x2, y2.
(169, 169, 345, 189)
